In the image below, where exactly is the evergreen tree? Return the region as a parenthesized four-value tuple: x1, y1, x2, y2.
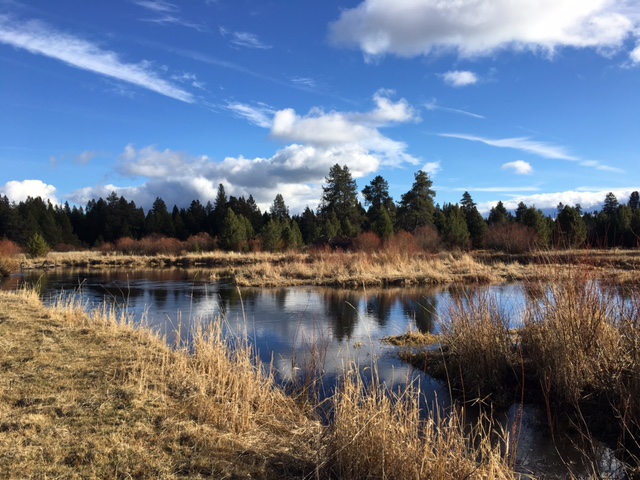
(146, 197, 175, 237)
(629, 191, 640, 211)
(285, 220, 304, 250)
(396, 170, 436, 232)
(211, 184, 228, 237)
(220, 209, 252, 251)
(318, 164, 363, 238)
(441, 203, 470, 249)
(488, 201, 512, 225)
(460, 192, 487, 249)
(261, 218, 283, 251)
(362, 175, 396, 237)
(270, 193, 290, 222)
(298, 206, 319, 244)
(555, 204, 587, 248)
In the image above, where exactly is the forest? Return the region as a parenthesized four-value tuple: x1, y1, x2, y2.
(1, 164, 639, 255)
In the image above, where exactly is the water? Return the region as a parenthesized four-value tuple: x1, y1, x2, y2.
(0, 268, 625, 478)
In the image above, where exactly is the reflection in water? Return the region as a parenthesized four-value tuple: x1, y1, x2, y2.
(0, 269, 622, 477)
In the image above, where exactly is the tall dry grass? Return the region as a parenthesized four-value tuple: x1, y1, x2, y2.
(437, 288, 519, 403)
(324, 364, 516, 480)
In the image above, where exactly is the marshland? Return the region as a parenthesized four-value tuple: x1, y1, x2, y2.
(1, 187, 640, 478)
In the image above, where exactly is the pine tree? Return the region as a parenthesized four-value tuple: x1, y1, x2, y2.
(460, 192, 487, 249)
(318, 164, 363, 238)
(362, 175, 396, 237)
(396, 170, 436, 232)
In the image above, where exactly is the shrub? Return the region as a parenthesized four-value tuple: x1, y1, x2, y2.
(352, 232, 382, 253)
(0, 238, 21, 257)
(414, 225, 441, 252)
(485, 223, 538, 254)
(184, 233, 217, 252)
(385, 231, 421, 257)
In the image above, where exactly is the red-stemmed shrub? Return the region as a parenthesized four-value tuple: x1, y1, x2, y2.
(353, 232, 382, 253)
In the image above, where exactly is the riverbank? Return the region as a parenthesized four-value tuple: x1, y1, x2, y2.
(14, 248, 640, 287)
(0, 288, 517, 479)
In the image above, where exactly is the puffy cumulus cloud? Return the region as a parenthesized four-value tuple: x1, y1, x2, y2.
(442, 70, 478, 87)
(632, 44, 640, 64)
(71, 92, 420, 212)
(422, 161, 441, 176)
(477, 188, 636, 215)
(271, 90, 420, 167)
(329, 0, 637, 60)
(0, 179, 59, 204)
(118, 144, 204, 178)
(502, 160, 533, 175)
(72, 142, 381, 212)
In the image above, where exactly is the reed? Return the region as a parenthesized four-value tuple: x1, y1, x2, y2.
(324, 364, 516, 480)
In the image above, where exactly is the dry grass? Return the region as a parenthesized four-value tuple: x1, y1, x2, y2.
(324, 365, 516, 480)
(0, 288, 320, 479)
(15, 248, 640, 288)
(395, 264, 640, 475)
(0, 287, 520, 479)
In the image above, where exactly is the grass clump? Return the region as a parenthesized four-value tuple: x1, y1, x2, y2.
(324, 365, 516, 480)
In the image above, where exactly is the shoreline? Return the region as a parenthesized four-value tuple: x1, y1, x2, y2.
(11, 248, 640, 288)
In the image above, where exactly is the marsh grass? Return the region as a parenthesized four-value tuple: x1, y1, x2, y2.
(0, 286, 521, 479)
(396, 264, 640, 476)
(324, 364, 516, 480)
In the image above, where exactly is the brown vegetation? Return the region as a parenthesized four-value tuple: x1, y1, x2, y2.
(396, 265, 640, 477)
(0, 288, 518, 479)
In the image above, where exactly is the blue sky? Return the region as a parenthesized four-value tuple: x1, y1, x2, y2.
(1, 0, 639, 215)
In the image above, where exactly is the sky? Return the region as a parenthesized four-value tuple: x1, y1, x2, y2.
(1, 0, 639, 216)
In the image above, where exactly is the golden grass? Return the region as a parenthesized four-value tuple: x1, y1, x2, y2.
(0, 287, 519, 479)
(324, 365, 516, 480)
(13, 248, 640, 288)
(394, 263, 640, 475)
(0, 288, 320, 479)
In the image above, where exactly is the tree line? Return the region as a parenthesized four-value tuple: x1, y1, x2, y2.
(1, 164, 639, 253)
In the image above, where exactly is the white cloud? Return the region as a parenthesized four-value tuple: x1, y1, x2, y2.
(0, 15, 194, 103)
(70, 92, 421, 212)
(477, 189, 636, 215)
(76, 151, 99, 165)
(425, 100, 485, 119)
(442, 70, 478, 87)
(329, 0, 637, 60)
(422, 161, 441, 176)
(631, 44, 640, 64)
(219, 27, 271, 49)
(502, 160, 533, 175)
(134, 1, 178, 13)
(439, 133, 578, 160)
(225, 102, 274, 128)
(0, 180, 58, 204)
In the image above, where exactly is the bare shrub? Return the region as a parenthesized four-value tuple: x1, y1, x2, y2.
(414, 225, 441, 252)
(485, 223, 538, 254)
(352, 231, 382, 253)
(521, 268, 621, 405)
(385, 231, 421, 257)
(114, 237, 137, 254)
(184, 233, 217, 252)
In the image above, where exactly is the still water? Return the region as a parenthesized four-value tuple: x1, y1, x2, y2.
(0, 268, 623, 478)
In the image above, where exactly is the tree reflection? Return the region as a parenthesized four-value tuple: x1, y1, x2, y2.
(323, 290, 361, 341)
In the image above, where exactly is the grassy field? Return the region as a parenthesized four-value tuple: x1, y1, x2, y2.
(0, 287, 518, 479)
(11, 248, 640, 287)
